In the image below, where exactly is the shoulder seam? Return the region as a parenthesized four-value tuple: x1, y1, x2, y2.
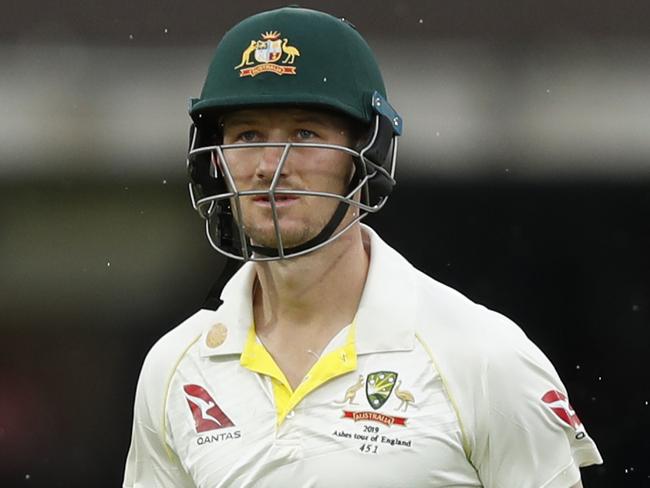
(414, 332, 475, 464)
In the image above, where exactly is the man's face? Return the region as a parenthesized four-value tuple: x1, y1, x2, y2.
(220, 107, 358, 250)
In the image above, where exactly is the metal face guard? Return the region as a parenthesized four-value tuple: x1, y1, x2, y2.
(186, 93, 401, 262)
(189, 143, 371, 261)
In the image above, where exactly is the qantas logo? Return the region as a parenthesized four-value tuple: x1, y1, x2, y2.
(541, 389, 586, 438)
(183, 384, 235, 433)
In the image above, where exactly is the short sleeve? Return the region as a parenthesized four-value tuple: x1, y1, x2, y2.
(123, 352, 196, 488)
(474, 322, 603, 488)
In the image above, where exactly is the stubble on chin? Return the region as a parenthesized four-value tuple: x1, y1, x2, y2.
(239, 194, 345, 249)
(243, 210, 332, 249)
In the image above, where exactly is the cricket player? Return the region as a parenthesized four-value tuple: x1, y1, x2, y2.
(124, 6, 602, 487)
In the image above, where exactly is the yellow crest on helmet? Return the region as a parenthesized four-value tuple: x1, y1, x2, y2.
(234, 31, 300, 77)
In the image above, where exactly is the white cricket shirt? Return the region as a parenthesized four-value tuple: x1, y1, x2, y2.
(124, 225, 602, 487)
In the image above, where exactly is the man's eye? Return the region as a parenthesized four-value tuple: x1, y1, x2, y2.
(297, 129, 316, 139)
(236, 130, 258, 142)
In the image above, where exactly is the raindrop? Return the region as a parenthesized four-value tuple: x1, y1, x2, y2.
(576, 364, 581, 370)
(505, 168, 510, 173)
(418, 19, 423, 24)
(645, 400, 648, 406)
(323, 77, 327, 82)
(129, 34, 134, 40)
(124, 186, 129, 191)
(598, 376, 602, 381)
(107, 261, 111, 267)
(164, 28, 168, 34)
(162, 179, 167, 185)
(25, 474, 30, 480)
(546, 88, 551, 94)
(632, 304, 640, 312)
(435, 131, 440, 136)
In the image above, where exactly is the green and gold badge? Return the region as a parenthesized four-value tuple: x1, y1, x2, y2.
(365, 371, 397, 410)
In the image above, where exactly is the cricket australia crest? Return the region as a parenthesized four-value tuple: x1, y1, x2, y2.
(365, 371, 398, 410)
(234, 31, 300, 77)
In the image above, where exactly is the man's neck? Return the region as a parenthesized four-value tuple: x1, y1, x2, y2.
(252, 225, 370, 338)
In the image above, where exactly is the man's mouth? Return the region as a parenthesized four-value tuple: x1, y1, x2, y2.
(252, 194, 300, 207)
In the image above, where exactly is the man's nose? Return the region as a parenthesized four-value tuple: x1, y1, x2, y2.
(256, 144, 288, 181)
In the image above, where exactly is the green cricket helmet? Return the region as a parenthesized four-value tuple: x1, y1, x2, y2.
(187, 6, 403, 261)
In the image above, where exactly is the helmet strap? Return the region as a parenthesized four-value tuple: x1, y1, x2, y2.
(248, 198, 351, 258)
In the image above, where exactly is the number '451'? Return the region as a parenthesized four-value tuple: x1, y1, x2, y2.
(359, 443, 378, 454)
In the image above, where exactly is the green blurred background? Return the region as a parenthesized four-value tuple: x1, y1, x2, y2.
(1, 1, 649, 486)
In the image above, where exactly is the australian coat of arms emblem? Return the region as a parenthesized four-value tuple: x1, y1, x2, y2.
(235, 31, 300, 78)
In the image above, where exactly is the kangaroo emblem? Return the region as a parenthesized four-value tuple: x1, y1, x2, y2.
(234, 40, 257, 69)
(336, 375, 365, 405)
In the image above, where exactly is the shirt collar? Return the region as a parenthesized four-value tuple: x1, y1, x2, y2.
(198, 263, 256, 357)
(354, 225, 417, 355)
(198, 224, 416, 358)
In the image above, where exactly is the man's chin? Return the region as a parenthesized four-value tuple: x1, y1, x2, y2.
(245, 224, 317, 251)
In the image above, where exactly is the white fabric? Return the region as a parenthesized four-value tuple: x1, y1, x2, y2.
(124, 225, 602, 487)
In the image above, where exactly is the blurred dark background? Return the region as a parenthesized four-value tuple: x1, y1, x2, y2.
(1, 1, 648, 486)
